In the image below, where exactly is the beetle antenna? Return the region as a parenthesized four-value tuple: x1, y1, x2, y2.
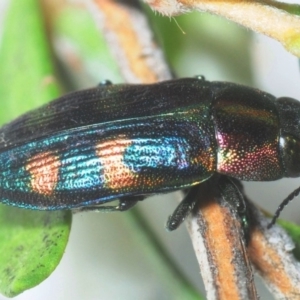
(268, 186, 300, 228)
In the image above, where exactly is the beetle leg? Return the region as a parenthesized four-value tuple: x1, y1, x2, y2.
(166, 176, 250, 235)
(75, 195, 146, 213)
(216, 176, 250, 240)
(166, 186, 200, 231)
(117, 195, 146, 211)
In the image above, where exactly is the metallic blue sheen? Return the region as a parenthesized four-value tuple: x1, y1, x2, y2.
(123, 137, 190, 171)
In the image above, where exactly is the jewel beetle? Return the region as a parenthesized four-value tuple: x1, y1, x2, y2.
(0, 76, 299, 230)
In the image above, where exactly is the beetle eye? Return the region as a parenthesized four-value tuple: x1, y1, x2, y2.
(280, 134, 300, 177)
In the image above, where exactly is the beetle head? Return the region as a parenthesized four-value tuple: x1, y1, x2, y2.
(277, 97, 300, 177)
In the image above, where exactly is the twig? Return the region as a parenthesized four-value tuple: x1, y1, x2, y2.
(88, 0, 172, 83)
(144, 0, 300, 57)
(247, 203, 300, 299)
(186, 180, 257, 300)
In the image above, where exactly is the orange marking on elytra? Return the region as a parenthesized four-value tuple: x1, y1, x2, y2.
(96, 139, 137, 190)
(26, 151, 60, 195)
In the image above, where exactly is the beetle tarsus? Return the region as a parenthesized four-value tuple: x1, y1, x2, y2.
(117, 196, 146, 211)
(166, 187, 200, 231)
(217, 176, 250, 241)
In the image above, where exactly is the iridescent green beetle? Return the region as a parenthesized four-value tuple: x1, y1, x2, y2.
(0, 77, 299, 230)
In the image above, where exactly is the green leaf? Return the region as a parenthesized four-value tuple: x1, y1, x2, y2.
(0, 207, 71, 297)
(273, 2, 300, 16)
(278, 219, 300, 261)
(0, 0, 72, 296)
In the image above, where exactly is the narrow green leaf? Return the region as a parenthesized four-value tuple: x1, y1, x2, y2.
(0, 0, 60, 123)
